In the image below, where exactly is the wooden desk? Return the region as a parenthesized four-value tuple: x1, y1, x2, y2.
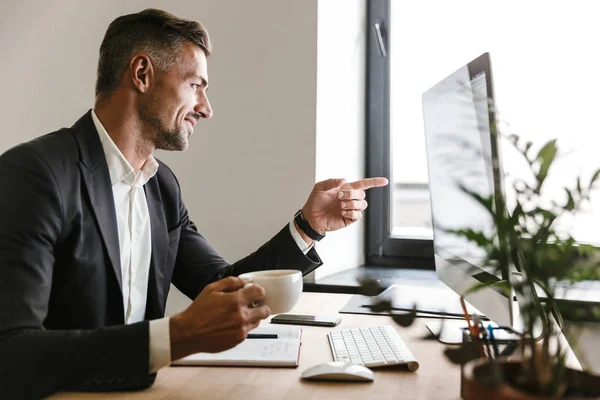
(50, 293, 460, 400)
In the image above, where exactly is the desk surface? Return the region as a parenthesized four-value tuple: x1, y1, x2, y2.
(50, 293, 460, 400)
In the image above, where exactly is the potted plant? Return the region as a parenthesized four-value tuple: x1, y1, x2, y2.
(363, 130, 600, 398)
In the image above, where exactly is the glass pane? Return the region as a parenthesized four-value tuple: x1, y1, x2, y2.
(390, 1, 600, 243)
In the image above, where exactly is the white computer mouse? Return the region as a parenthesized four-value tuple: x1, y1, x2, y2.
(300, 361, 375, 382)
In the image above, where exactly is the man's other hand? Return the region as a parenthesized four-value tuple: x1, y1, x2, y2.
(169, 276, 270, 361)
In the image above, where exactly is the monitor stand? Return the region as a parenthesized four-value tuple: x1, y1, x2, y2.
(426, 320, 469, 345)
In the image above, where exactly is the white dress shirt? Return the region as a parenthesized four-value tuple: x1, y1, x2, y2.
(91, 110, 313, 373)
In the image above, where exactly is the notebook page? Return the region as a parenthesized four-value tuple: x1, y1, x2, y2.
(172, 326, 302, 367)
(249, 325, 301, 339)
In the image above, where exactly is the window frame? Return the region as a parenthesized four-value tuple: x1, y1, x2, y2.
(365, 0, 434, 269)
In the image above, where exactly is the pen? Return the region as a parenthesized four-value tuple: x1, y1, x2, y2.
(487, 324, 499, 358)
(459, 297, 475, 334)
(471, 315, 484, 356)
(478, 321, 492, 360)
(247, 333, 278, 339)
(460, 297, 485, 358)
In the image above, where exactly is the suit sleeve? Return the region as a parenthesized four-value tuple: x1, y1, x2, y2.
(169, 176, 322, 300)
(0, 146, 154, 399)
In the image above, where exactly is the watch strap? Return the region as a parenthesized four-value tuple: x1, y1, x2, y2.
(294, 210, 325, 241)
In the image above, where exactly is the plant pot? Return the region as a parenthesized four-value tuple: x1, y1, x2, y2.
(461, 358, 600, 400)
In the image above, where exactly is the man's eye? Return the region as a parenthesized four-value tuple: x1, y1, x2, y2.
(191, 83, 200, 90)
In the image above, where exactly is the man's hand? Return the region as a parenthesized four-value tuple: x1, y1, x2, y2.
(300, 177, 389, 234)
(169, 277, 270, 361)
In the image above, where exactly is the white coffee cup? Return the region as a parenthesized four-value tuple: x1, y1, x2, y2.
(238, 269, 303, 315)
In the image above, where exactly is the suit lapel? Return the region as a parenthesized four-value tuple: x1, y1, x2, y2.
(73, 111, 170, 317)
(145, 177, 168, 318)
(73, 111, 123, 293)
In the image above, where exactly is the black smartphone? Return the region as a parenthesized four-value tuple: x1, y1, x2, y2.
(270, 314, 341, 327)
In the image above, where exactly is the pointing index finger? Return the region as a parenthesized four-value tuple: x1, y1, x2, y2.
(346, 177, 389, 190)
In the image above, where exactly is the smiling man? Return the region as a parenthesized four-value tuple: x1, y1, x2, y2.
(0, 9, 388, 399)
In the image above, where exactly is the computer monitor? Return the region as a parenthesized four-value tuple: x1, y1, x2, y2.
(421, 52, 517, 330)
(421, 53, 600, 368)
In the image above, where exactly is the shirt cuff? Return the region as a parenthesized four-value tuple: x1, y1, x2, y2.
(149, 317, 171, 373)
(289, 220, 314, 255)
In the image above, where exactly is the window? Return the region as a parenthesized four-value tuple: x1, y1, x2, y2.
(367, 0, 600, 267)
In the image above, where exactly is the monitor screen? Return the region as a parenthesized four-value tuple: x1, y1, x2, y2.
(421, 53, 516, 329)
(422, 52, 503, 285)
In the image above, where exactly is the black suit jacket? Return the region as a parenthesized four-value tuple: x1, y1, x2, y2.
(0, 111, 322, 399)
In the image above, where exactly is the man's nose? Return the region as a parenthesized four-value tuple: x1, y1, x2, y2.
(195, 96, 213, 119)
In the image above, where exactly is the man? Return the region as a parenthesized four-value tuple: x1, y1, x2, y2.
(0, 8, 387, 399)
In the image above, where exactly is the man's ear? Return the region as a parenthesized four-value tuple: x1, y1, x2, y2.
(129, 54, 154, 93)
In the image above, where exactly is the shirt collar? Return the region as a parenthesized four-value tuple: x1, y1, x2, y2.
(91, 109, 158, 187)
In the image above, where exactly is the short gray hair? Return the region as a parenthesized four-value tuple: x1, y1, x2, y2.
(95, 8, 212, 97)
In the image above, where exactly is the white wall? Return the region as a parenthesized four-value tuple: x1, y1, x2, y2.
(0, 0, 365, 315)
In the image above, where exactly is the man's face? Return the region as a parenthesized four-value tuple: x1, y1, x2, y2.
(139, 41, 213, 151)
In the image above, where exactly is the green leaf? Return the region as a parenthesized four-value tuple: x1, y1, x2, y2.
(590, 168, 600, 189)
(507, 134, 519, 146)
(444, 341, 481, 365)
(457, 184, 495, 216)
(509, 201, 524, 227)
(564, 189, 575, 211)
(535, 139, 558, 190)
(358, 277, 382, 297)
(524, 141, 533, 156)
(390, 306, 417, 327)
(370, 299, 392, 313)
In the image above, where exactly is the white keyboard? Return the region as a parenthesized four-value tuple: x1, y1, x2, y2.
(327, 325, 419, 372)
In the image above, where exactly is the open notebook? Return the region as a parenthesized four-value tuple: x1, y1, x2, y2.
(172, 325, 302, 367)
